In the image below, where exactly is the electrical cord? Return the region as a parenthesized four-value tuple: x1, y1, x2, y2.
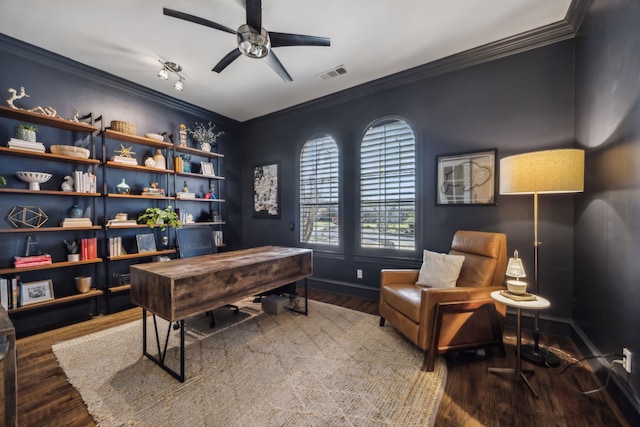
(546, 352, 625, 395)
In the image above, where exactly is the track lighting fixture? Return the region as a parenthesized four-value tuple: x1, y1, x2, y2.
(157, 60, 185, 91)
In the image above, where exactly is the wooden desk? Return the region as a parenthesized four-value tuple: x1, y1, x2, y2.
(0, 307, 17, 426)
(130, 246, 313, 381)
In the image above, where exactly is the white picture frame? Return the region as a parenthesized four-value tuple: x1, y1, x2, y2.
(136, 233, 157, 253)
(200, 161, 215, 176)
(21, 279, 55, 306)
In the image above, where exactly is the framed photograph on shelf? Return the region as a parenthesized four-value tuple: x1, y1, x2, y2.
(200, 161, 215, 176)
(436, 149, 496, 205)
(253, 161, 281, 219)
(20, 279, 55, 306)
(136, 233, 157, 253)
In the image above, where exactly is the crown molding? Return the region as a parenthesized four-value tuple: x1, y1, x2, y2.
(247, 1, 590, 126)
(0, 34, 242, 130)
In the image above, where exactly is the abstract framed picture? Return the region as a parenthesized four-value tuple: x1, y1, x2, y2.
(436, 149, 496, 205)
(253, 161, 281, 218)
(136, 233, 157, 253)
(20, 279, 54, 306)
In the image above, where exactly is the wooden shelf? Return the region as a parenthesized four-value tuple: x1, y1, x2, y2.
(103, 129, 174, 148)
(175, 171, 225, 180)
(0, 258, 103, 275)
(0, 147, 100, 164)
(182, 221, 226, 226)
(106, 193, 174, 200)
(175, 145, 224, 159)
(0, 226, 101, 233)
(104, 161, 174, 174)
(176, 197, 225, 203)
(108, 284, 131, 293)
(0, 106, 98, 133)
(108, 249, 176, 261)
(8, 289, 102, 314)
(0, 188, 100, 197)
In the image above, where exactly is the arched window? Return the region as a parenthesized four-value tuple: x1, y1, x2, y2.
(360, 118, 416, 251)
(299, 135, 340, 246)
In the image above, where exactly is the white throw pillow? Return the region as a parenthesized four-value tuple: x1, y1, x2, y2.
(415, 249, 465, 288)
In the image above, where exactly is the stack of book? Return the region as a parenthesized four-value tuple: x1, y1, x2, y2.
(7, 138, 45, 152)
(176, 191, 195, 199)
(106, 219, 137, 227)
(112, 155, 138, 166)
(80, 237, 98, 260)
(61, 217, 93, 227)
(14, 254, 52, 268)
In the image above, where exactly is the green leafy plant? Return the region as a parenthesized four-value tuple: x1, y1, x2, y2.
(63, 239, 79, 254)
(17, 124, 37, 131)
(0, 176, 6, 186)
(137, 206, 181, 231)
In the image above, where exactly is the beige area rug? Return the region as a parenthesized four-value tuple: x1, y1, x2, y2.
(53, 300, 447, 427)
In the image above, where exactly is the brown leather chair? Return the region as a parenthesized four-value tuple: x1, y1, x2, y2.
(379, 230, 507, 371)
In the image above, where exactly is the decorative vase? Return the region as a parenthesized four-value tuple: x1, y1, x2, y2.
(179, 124, 187, 147)
(15, 127, 36, 142)
(75, 276, 92, 293)
(181, 155, 192, 173)
(68, 253, 80, 262)
(153, 149, 166, 169)
(200, 141, 211, 152)
(67, 204, 83, 218)
(116, 178, 130, 194)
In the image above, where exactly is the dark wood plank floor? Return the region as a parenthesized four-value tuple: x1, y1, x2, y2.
(14, 290, 628, 426)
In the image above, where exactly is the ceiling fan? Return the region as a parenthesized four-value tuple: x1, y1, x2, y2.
(163, 0, 330, 82)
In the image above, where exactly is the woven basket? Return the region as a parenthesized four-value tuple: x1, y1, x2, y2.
(110, 120, 136, 135)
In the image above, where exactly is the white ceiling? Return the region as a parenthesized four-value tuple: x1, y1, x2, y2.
(0, 0, 572, 122)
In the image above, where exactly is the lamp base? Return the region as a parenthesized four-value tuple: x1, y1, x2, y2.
(521, 344, 561, 368)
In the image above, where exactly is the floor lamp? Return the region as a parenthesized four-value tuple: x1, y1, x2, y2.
(499, 149, 584, 366)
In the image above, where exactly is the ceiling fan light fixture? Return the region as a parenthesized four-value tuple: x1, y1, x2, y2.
(237, 24, 270, 58)
(157, 67, 169, 80)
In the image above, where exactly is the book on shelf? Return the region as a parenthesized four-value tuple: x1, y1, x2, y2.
(1, 276, 20, 309)
(499, 290, 537, 301)
(7, 138, 46, 151)
(108, 236, 127, 257)
(61, 217, 93, 227)
(73, 170, 97, 193)
(14, 254, 52, 268)
(112, 155, 138, 166)
(80, 237, 98, 260)
(106, 219, 138, 227)
(176, 191, 195, 199)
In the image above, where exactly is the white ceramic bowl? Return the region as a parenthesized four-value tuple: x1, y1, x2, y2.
(145, 133, 164, 141)
(16, 171, 53, 191)
(507, 280, 527, 295)
(50, 145, 90, 159)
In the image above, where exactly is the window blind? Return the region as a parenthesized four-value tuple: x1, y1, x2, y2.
(360, 119, 416, 250)
(299, 135, 339, 245)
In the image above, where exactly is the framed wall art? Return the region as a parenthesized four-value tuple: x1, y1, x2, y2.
(20, 279, 55, 306)
(200, 161, 215, 176)
(253, 161, 281, 218)
(136, 233, 157, 253)
(436, 149, 496, 205)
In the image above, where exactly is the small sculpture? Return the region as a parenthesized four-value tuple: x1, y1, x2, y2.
(8, 206, 49, 228)
(115, 144, 136, 158)
(144, 157, 156, 167)
(7, 87, 29, 109)
(182, 180, 189, 192)
(61, 175, 74, 192)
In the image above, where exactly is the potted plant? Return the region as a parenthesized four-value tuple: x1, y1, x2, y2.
(64, 239, 80, 262)
(0, 176, 6, 186)
(137, 206, 181, 231)
(15, 124, 37, 142)
(187, 121, 224, 152)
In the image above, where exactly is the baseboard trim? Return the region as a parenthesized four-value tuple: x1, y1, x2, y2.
(307, 277, 378, 301)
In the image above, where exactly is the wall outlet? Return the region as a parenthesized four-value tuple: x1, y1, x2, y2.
(623, 348, 632, 373)
(356, 269, 363, 279)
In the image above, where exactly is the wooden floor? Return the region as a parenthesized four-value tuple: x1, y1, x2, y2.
(14, 290, 628, 426)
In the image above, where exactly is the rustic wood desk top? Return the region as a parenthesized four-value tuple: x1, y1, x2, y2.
(130, 246, 313, 321)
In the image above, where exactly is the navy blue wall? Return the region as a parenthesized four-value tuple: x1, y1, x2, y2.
(574, 0, 640, 418)
(241, 40, 578, 319)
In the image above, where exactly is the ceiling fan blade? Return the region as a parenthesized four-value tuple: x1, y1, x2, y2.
(264, 51, 293, 82)
(212, 49, 242, 73)
(163, 8, 236, 35)
(245, 0, 262, 32)
(269, 32, 330, 47)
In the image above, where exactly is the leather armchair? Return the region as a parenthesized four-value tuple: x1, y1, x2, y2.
(379, 230, 507, 371)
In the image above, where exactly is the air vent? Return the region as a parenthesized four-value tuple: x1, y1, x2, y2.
(317, 65, 347, 80)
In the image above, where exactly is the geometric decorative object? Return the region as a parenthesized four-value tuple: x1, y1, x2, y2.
(114, 144, 136, 158)
(7, 206, 49, 228)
